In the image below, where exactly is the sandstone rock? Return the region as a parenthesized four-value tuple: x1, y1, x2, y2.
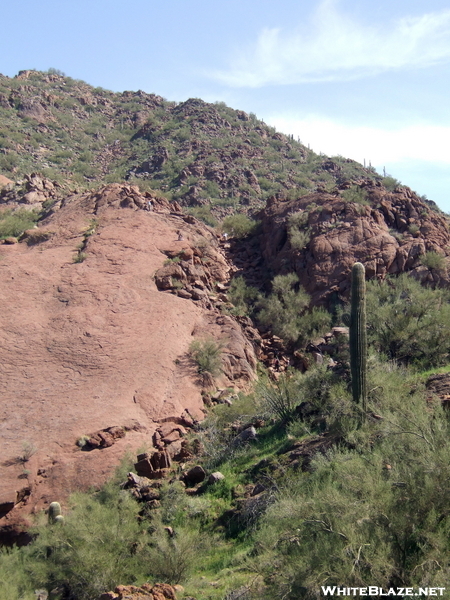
(0, 182, 255, 518)
(83, 426, 125, 450)
(258, 187, 450, 305)
(134, 458, 154, 478)
(183, 465, 206, 485)
(208, 471, 225, 484)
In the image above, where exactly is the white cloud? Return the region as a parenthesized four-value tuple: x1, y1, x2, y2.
(213, 0, 450, 87)
(266, 114, 450, 167)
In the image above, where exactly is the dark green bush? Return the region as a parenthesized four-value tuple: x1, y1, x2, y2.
(258, 273, 332, 346)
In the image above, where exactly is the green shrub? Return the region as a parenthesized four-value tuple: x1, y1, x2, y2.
(256, 375, 300, 422)
(0, 209, 40, 239)
(288, 228, 311, 250)
(228, 276, 260, 316)
(187, 206, 218, 227)
(408, 223, 420, 235)
(258, 274, 331, 346)
(222, 214, 260, 239)
(382, 175, 401, 191)
(364, 273, 450, 368)
(341, 185, 370, 205)
(420, 251, 446, 271)
(189, 337, 223, 379)
(252, 362, 450, 599)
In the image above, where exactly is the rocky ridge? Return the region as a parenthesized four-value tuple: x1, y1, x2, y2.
(0, 70, 386, 215)
(258, 180, 450, 305)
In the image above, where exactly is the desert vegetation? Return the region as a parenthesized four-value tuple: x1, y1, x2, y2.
(4, 269, 450, 599)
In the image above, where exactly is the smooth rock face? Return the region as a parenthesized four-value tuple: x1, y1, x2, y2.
(0, 183, 257, 528)
(259, 183, 450, 305)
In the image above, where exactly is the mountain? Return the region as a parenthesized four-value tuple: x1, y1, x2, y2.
(0, 69, 400, 222)
(2, 70, 450, 598)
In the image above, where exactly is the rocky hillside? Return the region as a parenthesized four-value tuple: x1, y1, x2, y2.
(0, 69, 394, 220)
(0, 181, 259, 541)
(257, 179, 450, 305)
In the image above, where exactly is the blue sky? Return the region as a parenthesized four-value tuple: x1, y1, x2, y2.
(2, 0, 450, 211)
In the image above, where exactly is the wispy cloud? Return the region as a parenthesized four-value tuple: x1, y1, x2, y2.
(212, 0, 450, 87)
(266, 113, 450, 166)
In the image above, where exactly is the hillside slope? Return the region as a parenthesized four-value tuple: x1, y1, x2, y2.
(0, 183, 257, 537)
(0, 70, 390, 217)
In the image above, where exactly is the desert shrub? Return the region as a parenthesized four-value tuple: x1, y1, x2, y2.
(420, 250, 446, 271)
(256, 375, 300, 422)
(0, 547, 35, 600)
(189, 337, 223, 379)
(26, 490, 147, 600)
(341, 185, 370, 205)
(252, 363, 450, 599)
(363, 274, 450, 368)
(258, 274, 331, 346)
(187, 206, 218, 227)
(258, 273, 309, 343)
(228, 276, 260, 316)
(382, 175, 401, 191)
(0, 208, 40, 239)
(146, 527, 201, 584)
(408, 223, 420, 235)
(222, 214, 260, 239)
(288, 228, 311, 250)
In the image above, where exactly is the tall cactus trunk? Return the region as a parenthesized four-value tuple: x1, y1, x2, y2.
(350, 262, 367, 419)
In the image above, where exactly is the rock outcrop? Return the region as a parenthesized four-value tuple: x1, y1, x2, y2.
(258, 181, 450, 304)
(0, 183, 257, 538)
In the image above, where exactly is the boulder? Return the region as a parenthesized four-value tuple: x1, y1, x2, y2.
(183, 465, 206, 485)
(208, 472, 225, 484)
(232, 426, 257, 448)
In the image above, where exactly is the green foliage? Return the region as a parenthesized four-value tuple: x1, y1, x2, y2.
(228, 276, 260, 316)
(408, 223, 420, 235)
(251, 362, 450, 599)
(420, 251, 446, 271)
(256, 374, 300, 422)
(0, 208, 40, 239)
(189, 337, 223, 379)
(382, 175, 401, 191)
(221, 214, 260, 239)
(258, 274, 331, 346)
(73, 251, 87, 263)
(146, 527, 202, 584)
(364, 273, 450, 368)
(341, 184, 370, 205)
(288, 228, 311, 250)
(187, 206, 218, 227)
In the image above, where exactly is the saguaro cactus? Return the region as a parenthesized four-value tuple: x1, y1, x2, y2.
(349, 262, 367, 417)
